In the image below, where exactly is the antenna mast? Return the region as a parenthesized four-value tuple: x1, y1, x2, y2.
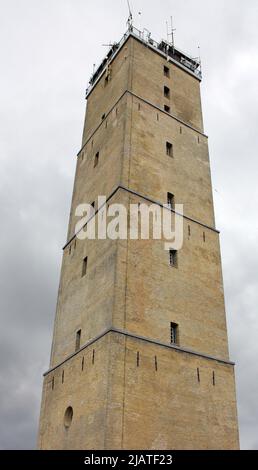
(127, 0, 133, 30)
(166, 16, 176, 53)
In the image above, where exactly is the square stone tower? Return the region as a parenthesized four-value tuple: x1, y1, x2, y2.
(38, 26, 239, 450)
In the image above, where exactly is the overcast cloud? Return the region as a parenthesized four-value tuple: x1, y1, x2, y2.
(0, 0, 258, 450)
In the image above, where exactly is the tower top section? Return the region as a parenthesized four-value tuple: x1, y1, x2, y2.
(86, 26, 202, 97)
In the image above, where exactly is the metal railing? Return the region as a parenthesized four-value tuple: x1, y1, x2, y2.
(85, 26, 202, 97)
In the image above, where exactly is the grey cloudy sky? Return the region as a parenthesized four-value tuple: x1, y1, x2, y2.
(0, 0, 258, 450)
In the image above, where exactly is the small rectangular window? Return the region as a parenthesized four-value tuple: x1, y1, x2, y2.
(170, 322, 178, 345)
(94, 152, 99, 167)
(166, 141, 173, 157)
(75, 329, 81, 352)
(167, 192, 175, 209)
(164, 65, 170, 77)
(164, 86, 170, 98)
(164, 104, 170, 113)
(82, 256, 88, 277)
(169, 249, 178, 268)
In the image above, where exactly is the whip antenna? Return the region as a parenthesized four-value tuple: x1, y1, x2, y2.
(126, 0, 133, 30)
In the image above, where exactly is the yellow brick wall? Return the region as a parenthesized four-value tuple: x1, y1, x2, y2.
(38, 335, 110, 449)
(126, 95, 215, 228)
(130, 38, 204, 132)
(38, 332, 239, 450)
(112, 191, 229, 360)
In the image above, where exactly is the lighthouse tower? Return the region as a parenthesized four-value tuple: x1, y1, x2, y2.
(38, 25, 239, 450)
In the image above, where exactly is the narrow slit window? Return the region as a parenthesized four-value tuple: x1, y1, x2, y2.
(94, 152, 99, 168)
(169, 249, 178, 268)
(92, 349, 95, 364)
(81, 357, 84, 371)
(137, 351, 140, 367)
(170, 322, 178, 345)
(157, 113, 159, 121)
(164, 65, 170, 77)
(52, 377, 55, 390)
(213, 371, 216, 386)
(166, 141, 173, 157)
(164, 86, 170, 99)
(62, 370, 64, 384)
(155, 356, 158, 371)
(188, 225, 191, 237)
(164, 104, 170, 113)
(197, 368, 200, 383)
(75, 329, 81, 352)
(167, 192, 175, 209)
(82, 256, 88, 277)
(203, 232, 206, 242)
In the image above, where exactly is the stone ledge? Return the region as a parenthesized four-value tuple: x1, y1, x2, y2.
(44, 327, 235, 377)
